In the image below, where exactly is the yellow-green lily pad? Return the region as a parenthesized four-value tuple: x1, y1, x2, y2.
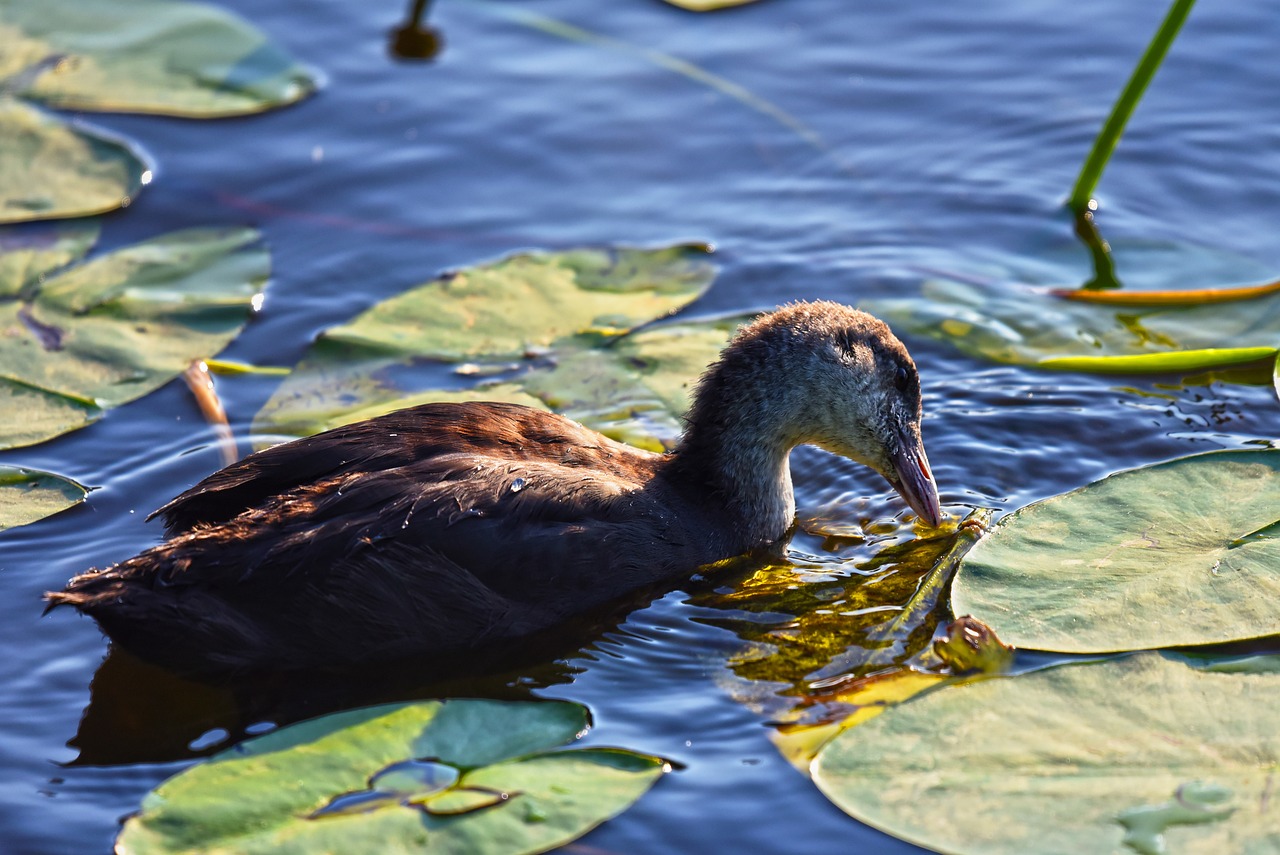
(812, 652, 1280, 855)
(0, 0, 317, 117)
(0, 225, 268, 449)
(254, 244, 718, 449)
(952, 450, 1280, 654)
(116, 698, 669, 855)
(0, 98, 148, 224)
(0, 464, 87, 530)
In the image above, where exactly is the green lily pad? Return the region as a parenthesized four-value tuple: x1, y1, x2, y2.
(253, 244, 717, 449)
(863, 271, 1280, 375)
(0, 0, 317, 117)
(0, 225, 268, 449)
(0, 464, 87, 530)
(951, 450, 1280, 653)
(116, 698, 669, 855)
(812, 652, 1280, 855)
(520, 318, 737, 451)
(0, 98, 148, 224)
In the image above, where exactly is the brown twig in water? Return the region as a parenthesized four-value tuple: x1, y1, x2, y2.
(182, 360, 237, 466)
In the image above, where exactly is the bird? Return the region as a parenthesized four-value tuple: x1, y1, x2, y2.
(47, 301, 942, 676)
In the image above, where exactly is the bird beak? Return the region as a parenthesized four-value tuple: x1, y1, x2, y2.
(887, 431, 942, 528)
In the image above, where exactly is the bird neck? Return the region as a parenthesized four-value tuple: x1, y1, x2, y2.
(669, 360, 801, 549)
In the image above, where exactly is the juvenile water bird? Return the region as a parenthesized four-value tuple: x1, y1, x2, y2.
(48, 301, 942, 675)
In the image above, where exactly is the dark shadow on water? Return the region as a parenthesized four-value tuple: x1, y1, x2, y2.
(66, 592, 659, 766)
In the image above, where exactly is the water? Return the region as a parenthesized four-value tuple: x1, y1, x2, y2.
(4, 0, 1280, 851)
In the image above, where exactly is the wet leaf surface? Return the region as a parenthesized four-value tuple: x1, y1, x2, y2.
(0, 226, 267, 449)
(952, 450, 1280, 653)
(0, 0, 317, 117)
(0, 465, 87, 531)
(812, 652, 1280, 855)
(116, 698, 667, 855)
(0, 99, 148, 223)
(254, 245, 719, 450)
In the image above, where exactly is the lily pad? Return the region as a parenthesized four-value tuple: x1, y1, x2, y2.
(951, 450, 1280, 653)
(863, 272, 1280, 375)
(116, 698, 669, 855)
(0, 0, 317, 117)
(0, 225, 268, 449)
(254, 244, 717, 449)
(812, 652, 1280, 855)
(520, 318, 737, 451)
(0, 98, 148, 224)
(0, 465, 87, 530)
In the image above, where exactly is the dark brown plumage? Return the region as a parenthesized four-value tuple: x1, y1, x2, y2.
(48, 301, 941, 675)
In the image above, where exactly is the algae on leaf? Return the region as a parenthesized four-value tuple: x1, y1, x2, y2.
(0, 0, 317, 117)
(952, 450, 1280, 654)
(0, 226, 268, 449)
(254, 244, 719, 451)
(116, 698, 669, 855)
(0, 465, 87, 531)
(812, 652, 1280, 855)
(0, 99, 148, 224)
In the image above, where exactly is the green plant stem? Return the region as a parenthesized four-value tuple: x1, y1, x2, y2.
(1067, 0, 1197, 216)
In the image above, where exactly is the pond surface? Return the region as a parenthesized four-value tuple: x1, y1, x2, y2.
(4, 0, 1280, 851)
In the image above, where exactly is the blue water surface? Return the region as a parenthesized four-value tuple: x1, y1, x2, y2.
(4, 0, 1280, 852)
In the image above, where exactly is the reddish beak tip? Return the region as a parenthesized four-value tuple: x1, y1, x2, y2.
(891, 441, 942, 528)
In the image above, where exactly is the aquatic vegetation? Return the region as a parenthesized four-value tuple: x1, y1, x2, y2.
(0, 226, 268, 449)
(0, 0, 317, 222)
(812, 652, 1280, 855)
(117, 699, 669, 855)
(952, 450, 1280, 653)
(253, 244, 724, 451)
(0, 465, 85, 531)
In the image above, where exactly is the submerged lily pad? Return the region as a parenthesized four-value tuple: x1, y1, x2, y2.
(0, 0, 317, 117)
(116, 698, 669, 855)
(254, 244, 718, 449)
(0, 226, 268, 449)
(951, 450, 1280, 653)
(0, 98, 148, 224)
(812, 652, 1280, 855)
(863, 267, 1280, 375)
(0, 465, 87, 530)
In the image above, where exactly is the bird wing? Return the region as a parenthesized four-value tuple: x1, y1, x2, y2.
(151, 401, 651, 535)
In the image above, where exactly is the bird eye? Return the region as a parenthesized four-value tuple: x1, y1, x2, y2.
(894, 363, 913, 392)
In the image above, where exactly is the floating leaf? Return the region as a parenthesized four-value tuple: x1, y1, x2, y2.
(952, 450, 1280, 653)
(0, 0, 317, 117)
(520, 318, 737, 451)
(323, 245, 714, 361)
(254, 245, 717, 449)
(1049, 277, 1280, 306)
(0, 464, 86, 530)
(0, 226, 268, 448)
(864, 272, 1280, 375)
(812, 652, 1280, 855)
(0, 98, 148, 223)
(116, 698, 668, 855)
